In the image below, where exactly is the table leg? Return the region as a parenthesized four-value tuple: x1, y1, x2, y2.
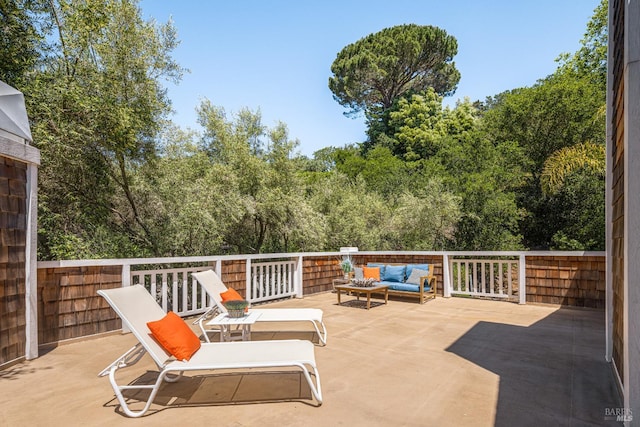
(366, 292, 371, 310)
(337, 289, 342, 305)
(384, 288, 388, 304)
(242, 325, 251, 341)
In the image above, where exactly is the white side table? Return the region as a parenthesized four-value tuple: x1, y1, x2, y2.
(206, 311, 262, 342)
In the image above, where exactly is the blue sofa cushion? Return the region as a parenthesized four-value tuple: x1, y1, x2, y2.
(382, 264, 406, 282)
(376, 281, 431, 292)
(406, 264, 430, 280)
(387, 282, 431, 292)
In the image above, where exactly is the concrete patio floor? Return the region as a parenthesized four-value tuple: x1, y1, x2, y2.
(1, 292, 622, 426)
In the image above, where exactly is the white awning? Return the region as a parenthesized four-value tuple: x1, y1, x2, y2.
(0, 80, 32, 142)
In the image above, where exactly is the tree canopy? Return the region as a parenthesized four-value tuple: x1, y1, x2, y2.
(328, 24, 460, 120)
(1, 0, 608, 259)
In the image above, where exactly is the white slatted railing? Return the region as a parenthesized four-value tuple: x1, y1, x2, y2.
(129, 258, 299, 317)
(449, 258, 519, 299)
(130, 266, 209, 317)
(249, 260, 297, 303)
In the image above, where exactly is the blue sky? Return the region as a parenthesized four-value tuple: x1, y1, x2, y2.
(139, 0, 601, 157)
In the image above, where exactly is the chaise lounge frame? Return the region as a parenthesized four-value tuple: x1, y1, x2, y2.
(191, 269, 328, 345)
(97, 285, 322, 417)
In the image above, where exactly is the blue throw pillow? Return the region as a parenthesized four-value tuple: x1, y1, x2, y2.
(406, 264, 430, 280)
(382, 265, 406, 283)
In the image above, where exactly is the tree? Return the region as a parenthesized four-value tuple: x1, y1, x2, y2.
(479, 0, 607, 250)
(386, 182, 461, 250)
(538, 142, 605, 250)
(329, 24, 460, 146)
(29, 0, 183, 259)
(540, 142, 605, 196)
(556, 0, 607, 90)
(197, 101, 325, 254)
(387, 89, 446, 160)
(0, 0, 45, 87)
(308, 172, 390, 250)
(130, 126, 245, 256)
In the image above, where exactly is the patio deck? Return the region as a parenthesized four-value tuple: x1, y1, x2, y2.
(1, 292, 621, 426)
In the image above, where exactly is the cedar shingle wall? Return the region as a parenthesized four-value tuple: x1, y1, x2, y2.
(0, 157, 27, 365)
(611, 0, 625, 381)
(37, 266, 122, 344)
(526, 256, 605, 308)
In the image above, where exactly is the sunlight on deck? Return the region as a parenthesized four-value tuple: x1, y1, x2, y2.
(1, 293, 620, 426)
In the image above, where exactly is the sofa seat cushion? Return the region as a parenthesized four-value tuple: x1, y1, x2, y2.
(376, 281, 431, 292)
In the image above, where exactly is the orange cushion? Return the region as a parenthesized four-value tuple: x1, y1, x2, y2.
(147, 311, 201, 361)
(220, 288, 243, 302)
(363, 266, 380, 281)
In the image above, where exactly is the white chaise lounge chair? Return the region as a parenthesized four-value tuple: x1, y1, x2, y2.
(191, 269, 328, 346)
(97, 285, 322, 417)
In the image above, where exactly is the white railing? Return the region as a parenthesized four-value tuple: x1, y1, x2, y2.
(38, 250, 606, 320)
(127, 257, 300, 317)
(449, 258, 519, 299)
(131, 266, 209, 317)
(250, 260, 297, 303)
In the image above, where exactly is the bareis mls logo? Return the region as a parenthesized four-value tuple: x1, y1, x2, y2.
(604, 407, 633, 422)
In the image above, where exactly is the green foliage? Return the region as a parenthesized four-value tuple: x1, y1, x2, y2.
(386, 182, 461, 250)
(329, 24, 459, 120)
(0, 0, 45, 87)
(480, 59, 605, 249)
(197, 101, 325, 254)
(556, 0, 607, 90)
(28, 0, 184, 259)
(541, 142, 605, 196)
(16, 1, 606, 259)
(548, 170, 605, 250)
(482, 72, 604, 172)
(222, 299, 249, 310)
(308, 172, 389, 250)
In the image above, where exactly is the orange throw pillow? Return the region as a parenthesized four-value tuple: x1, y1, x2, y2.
(147, 311, 201, 361)
(220, 288, 243, 302)
(363, 266, 380, 281)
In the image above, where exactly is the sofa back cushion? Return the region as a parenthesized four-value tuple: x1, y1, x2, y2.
(406, 268, 430, 286)
(406, 264, 430, 280)
(382, 264, 406, 282)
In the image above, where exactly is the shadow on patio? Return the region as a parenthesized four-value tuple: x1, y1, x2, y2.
(446, 307, 621, 426)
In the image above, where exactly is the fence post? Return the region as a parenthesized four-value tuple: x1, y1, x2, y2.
(121, 263, 131, 288)
(442, 253, 451, 298)
(518, 254, 526, 304)
(245, 259, 252, 302)
(120, 263, 131, 333)
(295, 255, 304, 298)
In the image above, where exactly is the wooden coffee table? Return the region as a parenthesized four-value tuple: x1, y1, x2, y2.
(334, 283, 389, 310)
